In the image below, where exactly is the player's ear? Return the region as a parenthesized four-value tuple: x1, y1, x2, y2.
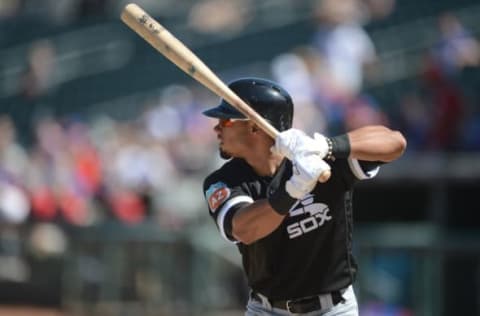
(251, 125, 259, 133)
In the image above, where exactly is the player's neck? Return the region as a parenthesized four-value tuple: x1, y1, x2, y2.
(238, 131, 279, 176)
(244, 147, 282, 177)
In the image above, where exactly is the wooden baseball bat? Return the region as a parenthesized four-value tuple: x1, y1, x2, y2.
(120, 3, 330, 182)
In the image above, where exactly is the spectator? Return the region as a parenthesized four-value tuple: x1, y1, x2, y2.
(311, 0, 378, 96)
(0, 116, 29, 182)
(430, 12, 480, 78)
(420, 12, 478, 151)
(19, 40, 57, 100)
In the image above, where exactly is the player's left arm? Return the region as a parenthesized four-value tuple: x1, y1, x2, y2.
(346, 125, 407, 162)
(274, 125, 406, 163)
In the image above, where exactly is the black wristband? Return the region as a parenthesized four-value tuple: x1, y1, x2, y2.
(267, 160, 297, 215)
(327, 134, 351, 160)
(268, 184, 297, 215)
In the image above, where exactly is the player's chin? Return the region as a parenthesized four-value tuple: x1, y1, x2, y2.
(219, 149, 232, 160)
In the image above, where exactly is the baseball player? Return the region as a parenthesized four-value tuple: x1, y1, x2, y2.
(202, 77, 406, 315)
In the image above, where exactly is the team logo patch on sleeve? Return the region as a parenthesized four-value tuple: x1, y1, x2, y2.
(205, 182, 231, 212)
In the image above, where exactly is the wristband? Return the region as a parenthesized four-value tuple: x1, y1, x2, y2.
(326, 134, 350, 160)
(268, 185, 297, 215)
(267, 160, 297, 215)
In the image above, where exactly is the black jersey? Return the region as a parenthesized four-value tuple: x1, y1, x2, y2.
(203, 157, 380, 300)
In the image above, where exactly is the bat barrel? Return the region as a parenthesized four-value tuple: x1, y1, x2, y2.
(120, 3, 330, 182)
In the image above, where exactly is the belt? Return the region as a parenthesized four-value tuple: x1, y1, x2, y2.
(251, 289, 345, 314)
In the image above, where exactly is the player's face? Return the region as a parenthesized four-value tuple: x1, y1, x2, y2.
(214, 118, 252, 159)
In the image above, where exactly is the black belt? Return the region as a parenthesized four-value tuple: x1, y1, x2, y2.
(251, 290, 345, 314)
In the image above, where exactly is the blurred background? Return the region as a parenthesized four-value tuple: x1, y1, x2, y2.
(0, 0, 479, 315)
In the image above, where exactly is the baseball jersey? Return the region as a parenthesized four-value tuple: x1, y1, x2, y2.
(203, 157, 380, 300)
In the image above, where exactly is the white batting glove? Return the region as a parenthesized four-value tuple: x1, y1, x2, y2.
(285, 154, 331, 199)
(271, 128, 329, 160)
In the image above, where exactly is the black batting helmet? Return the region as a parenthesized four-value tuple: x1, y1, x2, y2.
(202, 77, 294, 131)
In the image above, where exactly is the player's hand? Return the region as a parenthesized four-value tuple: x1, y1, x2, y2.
(286, 153, 331, 199)
(271, 128, 329, 160)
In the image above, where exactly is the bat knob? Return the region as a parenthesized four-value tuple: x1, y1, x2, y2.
(318, 169, 331, 183)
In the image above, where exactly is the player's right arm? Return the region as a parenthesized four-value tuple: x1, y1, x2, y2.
(204, 156, 327, 245)
(231, 200, 285, 244)
(232, 155, 329, 244)
(203, 176, 285, 245)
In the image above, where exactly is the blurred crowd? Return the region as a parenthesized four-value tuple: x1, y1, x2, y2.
(0, 0, 479, 272)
